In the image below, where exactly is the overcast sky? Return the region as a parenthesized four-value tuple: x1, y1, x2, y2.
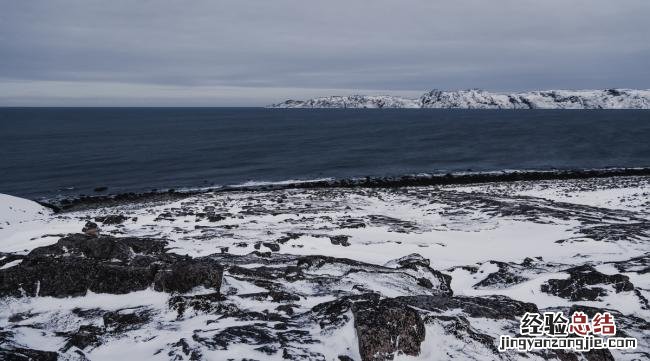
(1, 0, 648, 106)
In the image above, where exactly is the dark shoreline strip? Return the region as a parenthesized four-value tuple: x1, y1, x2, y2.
(45, 167, 650, 213)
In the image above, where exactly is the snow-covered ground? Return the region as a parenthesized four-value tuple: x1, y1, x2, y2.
(1, 176, 649, 360)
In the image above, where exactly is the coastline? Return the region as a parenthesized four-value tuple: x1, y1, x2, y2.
(43, 167, 650, 212)
(1, 169, 648, 360)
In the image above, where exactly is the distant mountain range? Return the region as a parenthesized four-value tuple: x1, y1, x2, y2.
(269, 89, 650, 109)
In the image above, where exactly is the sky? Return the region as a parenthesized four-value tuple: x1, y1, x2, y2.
(1, 0, 649, 106)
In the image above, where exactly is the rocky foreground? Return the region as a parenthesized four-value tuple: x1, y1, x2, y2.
(269, 88, 650, 109)
(1, 175, 649, 360)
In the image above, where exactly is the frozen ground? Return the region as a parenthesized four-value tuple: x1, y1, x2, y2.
(1, 176, 648, 360)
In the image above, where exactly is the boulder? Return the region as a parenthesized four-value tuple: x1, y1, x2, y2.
(352, 297, 425, 361)
(81, 221, 99, 237)
(329, 235, 350, 247)
(153, 259, 223, 293)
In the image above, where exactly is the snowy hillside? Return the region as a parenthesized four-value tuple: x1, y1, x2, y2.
(270, 95, 420, 109)
(269, 89, 650, 109)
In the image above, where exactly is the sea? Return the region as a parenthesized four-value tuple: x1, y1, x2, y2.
(1, 108, 649, 200)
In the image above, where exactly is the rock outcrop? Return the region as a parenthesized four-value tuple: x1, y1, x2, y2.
(541, 265, 635, 301)
(352, 297, 426, 361)
(0, 234, 223, 297)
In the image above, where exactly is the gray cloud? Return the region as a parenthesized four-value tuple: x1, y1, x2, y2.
(1, 0, 648, 105)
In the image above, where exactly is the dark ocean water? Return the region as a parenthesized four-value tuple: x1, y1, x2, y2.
(1, 108, 649, 200)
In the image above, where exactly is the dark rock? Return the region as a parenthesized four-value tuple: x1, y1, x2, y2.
(417, 277, 434, 289)
(386, 253, 430, 269)
(340, 217, 366, 229)
(339, 356, 355, 361)
(474, 261, 528, 289)
(0, 234, 223, 298)
(367, 215, 419, 233)
(0, 347, 58, 361)
(281, 346, 326, 360)
(386, 254, 453, 295)
(311, 293, 381, 330)
(93, 186, 108, 192)
(94, 214, 128, 225)
(521, 257, 536, 267)
(7, 311, 38, 323)
(63, 325, 104, 351)
(262, 242, 280, 252)
(201, 324, 276, 350)
(29, 234, 166, 260)
(277, 329, 318, 345)
(352, 297, 425, 361)
(167, 338, 203, 361)
(275, 233, 302, 244)
(103, 307, 152, 333)
(153, 259, 223, 293)
(82, 221, 99, 237)
(608, 254, 650, 274)
(329, 235, 351, 247)
(316, 294, 537, 361)
(71, 308, 105, 319)
(276, 304, 297, 316)
(239, 291, 301, 303)
(168, 292, 225, 318)
(207, 214, 225, 222)
(0, 254, 24, 269)
(0, 256, 157, 297)
(541, 265, 634, 301)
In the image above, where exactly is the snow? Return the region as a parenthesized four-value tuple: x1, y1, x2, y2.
(269, 88, 650, 109)
(0, 259, 22, 269)
(270, 95, 420, 109)
(0, 193, 51, 224)
(0, 194, 74, 254)
(1, 175, 648, 360)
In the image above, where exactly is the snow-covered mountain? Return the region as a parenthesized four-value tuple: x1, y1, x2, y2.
(270, 95, 420, 109)
(269, 89, 650, 109)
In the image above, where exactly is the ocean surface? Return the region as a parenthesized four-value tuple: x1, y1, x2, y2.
(1, 108, 649, 200)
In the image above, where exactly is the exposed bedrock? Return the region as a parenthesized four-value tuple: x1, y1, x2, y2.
(540, 265, 635, 301)
(311, 293, 539, 361)
(352, 297, 425, 361)
(0, 234, 223, 297)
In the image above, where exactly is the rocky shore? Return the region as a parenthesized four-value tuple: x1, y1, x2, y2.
(43, 167, 650, 213)
(1, 174, 648, 360)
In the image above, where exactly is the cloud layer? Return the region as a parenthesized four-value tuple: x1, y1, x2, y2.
(1, 0, 648, 105)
